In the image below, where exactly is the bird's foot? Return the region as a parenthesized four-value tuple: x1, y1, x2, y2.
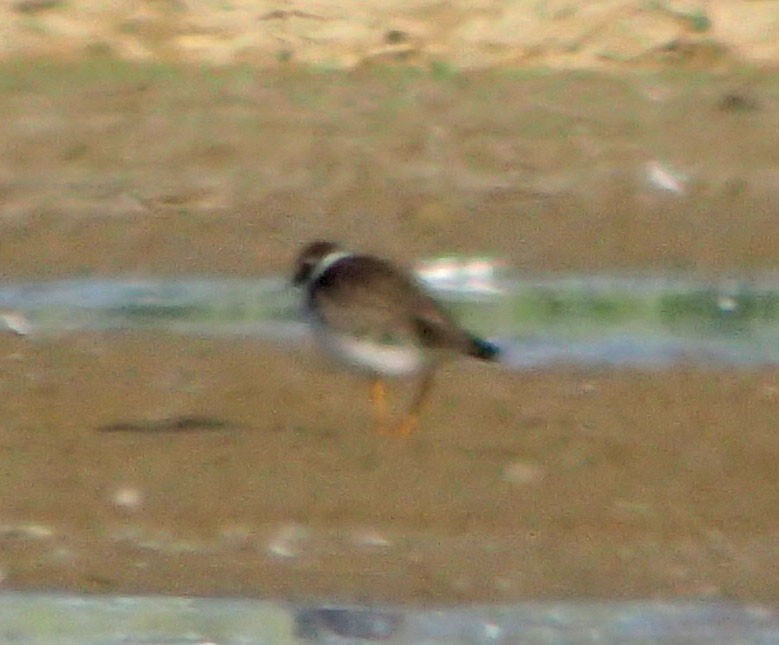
(394, 414, 418, 437)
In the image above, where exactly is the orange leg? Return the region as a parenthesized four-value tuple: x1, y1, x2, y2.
(395, 371, 435, 437)
(370, 378, 389, 435)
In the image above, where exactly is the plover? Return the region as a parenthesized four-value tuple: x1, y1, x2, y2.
(293, 240, 500, 436)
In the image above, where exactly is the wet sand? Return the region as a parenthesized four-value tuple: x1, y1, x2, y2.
(0, 64, 777, 604)
(0, 333, 777, 603)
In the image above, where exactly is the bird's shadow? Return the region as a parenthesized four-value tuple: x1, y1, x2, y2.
(97, 415, 242, 434)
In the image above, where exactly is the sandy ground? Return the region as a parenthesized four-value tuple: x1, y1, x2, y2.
(0, 61, 777, 605)
(0, 333, 777, 604)
(2, 1, 779, 70)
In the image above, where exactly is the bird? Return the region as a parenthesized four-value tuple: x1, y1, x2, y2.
(292, 240, 500, 436)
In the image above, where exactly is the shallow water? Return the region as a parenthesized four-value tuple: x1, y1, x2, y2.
(1, 592, 777, 644)
(2, 266, 777, 367)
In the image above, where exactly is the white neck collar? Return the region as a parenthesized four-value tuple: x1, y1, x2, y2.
(309, 250, 353, 283)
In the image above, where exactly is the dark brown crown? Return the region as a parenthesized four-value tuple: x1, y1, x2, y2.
(292, 240, 342, 285)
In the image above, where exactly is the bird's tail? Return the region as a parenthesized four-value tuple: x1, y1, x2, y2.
(467, 335, 500, 361)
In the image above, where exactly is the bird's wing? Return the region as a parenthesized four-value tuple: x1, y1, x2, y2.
(410, 295, 472, 352)
(311, 257, 468, 351)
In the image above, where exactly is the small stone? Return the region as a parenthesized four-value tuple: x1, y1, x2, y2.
(266, 523, 308, 559)
(0, 523, 54, 540)
(111, 487, 143, 511)
(0, 311, 32, 336)
(646, 160, 687, 194)
(717, 295, 738, 312)
(350, 528, 391, 549)
(502, 461, 546, 485)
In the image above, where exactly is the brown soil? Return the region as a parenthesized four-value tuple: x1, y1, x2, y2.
(0, 63, 777, 605)
(1, 334, 777, 604)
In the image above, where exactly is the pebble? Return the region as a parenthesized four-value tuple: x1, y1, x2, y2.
(266, 523, 308, 559)
(0, 523, 53, 540)
(350, 527, 391, 549)
(502, 461, 546, 485)
(111, 487, 143, 511)
(0, 311, 32, 336)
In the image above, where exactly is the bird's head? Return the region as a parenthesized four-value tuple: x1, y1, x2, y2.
(292, 240, 344, 286)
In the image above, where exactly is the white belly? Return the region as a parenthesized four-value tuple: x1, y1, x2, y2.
(319, 331, 427, 377)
